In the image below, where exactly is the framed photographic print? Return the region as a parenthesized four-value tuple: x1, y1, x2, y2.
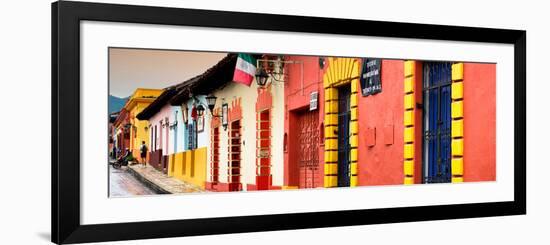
(52, 1, 526, 244)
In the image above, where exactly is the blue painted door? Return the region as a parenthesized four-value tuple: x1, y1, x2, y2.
(337, 86, 351, 187)
(423, 62, 452, 183)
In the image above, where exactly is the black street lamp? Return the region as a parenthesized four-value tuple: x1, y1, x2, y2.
(205, 95, 217, 113)
(255, 67, 269, 87)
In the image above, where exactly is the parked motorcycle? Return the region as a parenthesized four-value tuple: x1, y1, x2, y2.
(112, 149, 133, 169)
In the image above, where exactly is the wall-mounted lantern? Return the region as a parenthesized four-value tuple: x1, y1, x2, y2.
(169, 111, 178, 129)
(221, 103, 229, 131)
(196, 104, 205, 118)
(181, 104, 188, 127)
(205, 95, 217, 113)
(255, 68, 269, 88)
(255, 57, 304, 93)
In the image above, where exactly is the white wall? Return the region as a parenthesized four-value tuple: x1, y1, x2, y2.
(209, 79, 284, 189)
(212, 82, 258, 189)
(148, 103, 172, 154)
(171, 105, 185, 154)
(1, 0, 548, 245)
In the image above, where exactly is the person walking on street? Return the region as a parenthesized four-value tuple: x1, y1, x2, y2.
(139, 141, 148, 167)
(112, 145, 117, 160)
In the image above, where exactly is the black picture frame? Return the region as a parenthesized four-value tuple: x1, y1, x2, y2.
(52, 1, 526, 244)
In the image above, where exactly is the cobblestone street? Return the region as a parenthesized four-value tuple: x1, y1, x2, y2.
(127, 164, 205, 194)
(109, 162, 204, 197)
(109, 165, 157, 197)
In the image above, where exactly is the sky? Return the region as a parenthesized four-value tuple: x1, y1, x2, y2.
(109, 48, 228, 98)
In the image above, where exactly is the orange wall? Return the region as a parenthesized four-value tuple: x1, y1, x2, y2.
(463, 63, 496, 181)
(357, 60, 405, 186)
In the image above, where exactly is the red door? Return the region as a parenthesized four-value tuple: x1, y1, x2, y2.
(256, 110, 271, 190)
(297, 110, 320, 188)
(228, 120, 242, 191)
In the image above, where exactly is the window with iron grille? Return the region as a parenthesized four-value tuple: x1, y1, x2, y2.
(423, 62, 452, 184)
(187, 120, 197, 150)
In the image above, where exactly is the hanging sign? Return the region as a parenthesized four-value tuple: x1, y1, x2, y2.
(309, 91, 318, 111)
(221, 103, 229, 128)
(360, 58, 382, 96)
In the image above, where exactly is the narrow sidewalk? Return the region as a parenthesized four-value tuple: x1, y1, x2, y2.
(127, 164, 205, 194)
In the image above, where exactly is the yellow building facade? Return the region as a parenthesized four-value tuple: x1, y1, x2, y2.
(124, 88, 163, 162)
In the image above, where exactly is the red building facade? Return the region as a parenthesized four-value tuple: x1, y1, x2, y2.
(282, 57, 496, 188)
(283, 55, 325, 189)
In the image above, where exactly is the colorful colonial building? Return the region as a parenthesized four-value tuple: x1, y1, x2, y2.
(120, 88, 163, 163)
(133, 53, 496, 193)
(137, 54, 238, 189)
(113, 108, 130, 156)
(282, 57, 496, 188)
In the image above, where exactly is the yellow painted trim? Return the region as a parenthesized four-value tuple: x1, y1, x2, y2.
(452, 63, 464, 81)
(404, 143, 414, 159)
(404, 60, 415, 77)
(324, 163, 338, 175)
(324, 175, 337, 188)
(326, 88, 339, 101)
(404, 94, 415, 110)
(452, 139, 464, 156)
(404, 76, 414, 93)
(404, 126, 414, 143)
(323, 74, 331, 88)
(403, 60, 417, 185)
(325, 139, 338, 151)
(324, 151, 338, 163)
(452, 177, 464, 183)
(167, 154, 174, 177)
(350, 135, 359, 148)
(350, 163, 358, 175)
(451, 81, 464, 100)
(324, 101, 338, 113)
(351, 79, 359, 93)
(323, 58, 364, 188)
(451, 119, 464, 138)
(404, 110, 415, 126)
(282, 186, 298, 190)
(451, 101, 463, 119)
(350, 175, 358, 187)
(170, 148, 207, 189)
(350, 121, 359, 134)
(451, 158, 464, 176)
(324, 126, 338, 139)
(351, 109, 358, 121)
(404, 160, 414, 176)
(325, 113, 338, 126)
(350, 93, 358, 107)
(350, 149, 358, 162)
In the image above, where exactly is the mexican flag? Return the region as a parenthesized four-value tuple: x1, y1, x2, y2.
(233, 54, 257, 86)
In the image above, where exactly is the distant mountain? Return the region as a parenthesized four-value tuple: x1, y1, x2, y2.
(109, 95, 128, 114)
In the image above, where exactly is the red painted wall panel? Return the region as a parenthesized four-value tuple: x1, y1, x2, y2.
(357, 60, 404, 186)
(463, 63, 496, 182)
(283, 55, 325, 187)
